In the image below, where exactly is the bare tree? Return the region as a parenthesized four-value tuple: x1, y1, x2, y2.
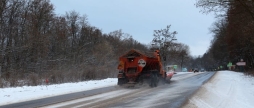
(177, 44, 190, 69)
(152, 25, 177, 69)
(25, 0, 54, 72)
(165, 43, 191, 70)
(196, 0, 254, 19)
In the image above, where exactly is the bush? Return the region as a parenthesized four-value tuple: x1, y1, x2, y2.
(28, 73, 39, 86)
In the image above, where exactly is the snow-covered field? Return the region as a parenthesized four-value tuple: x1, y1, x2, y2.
(183, 71, 254, 108)
(1, 71, 254, 108)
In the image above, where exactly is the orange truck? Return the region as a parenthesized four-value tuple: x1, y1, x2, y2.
(117, 49, 173, 87)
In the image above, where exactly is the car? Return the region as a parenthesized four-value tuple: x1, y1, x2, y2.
(192, 68, 199, 73)
(182, 68, 187, 72)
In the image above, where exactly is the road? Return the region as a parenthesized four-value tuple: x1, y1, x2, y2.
(0, 72, 215, 108)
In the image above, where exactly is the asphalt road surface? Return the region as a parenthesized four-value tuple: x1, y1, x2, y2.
(0, 72, 215, 108)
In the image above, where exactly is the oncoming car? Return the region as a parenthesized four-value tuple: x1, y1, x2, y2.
(192, 68, 199, 73)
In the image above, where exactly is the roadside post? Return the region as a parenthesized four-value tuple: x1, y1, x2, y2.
(236, 59, 246, 72)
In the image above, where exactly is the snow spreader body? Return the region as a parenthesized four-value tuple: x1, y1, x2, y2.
(117, 49, 173, 87)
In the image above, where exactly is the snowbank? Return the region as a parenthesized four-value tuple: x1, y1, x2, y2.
(0, 78, 117, 106)
(183, 71, 254, 108)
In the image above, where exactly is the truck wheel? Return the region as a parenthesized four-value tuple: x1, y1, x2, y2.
(150, 72, 159, 87)
(117, 78, 123, 85)
(118, 78, 127, 86)
(137, 76, 144, 86)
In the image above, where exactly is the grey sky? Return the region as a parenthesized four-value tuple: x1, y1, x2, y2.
(50, 0, 216, 56)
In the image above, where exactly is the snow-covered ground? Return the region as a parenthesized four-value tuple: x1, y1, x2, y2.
(183, 71, 254, 108)
(0, 78, 117, 106)
(1, 71, 254, 108)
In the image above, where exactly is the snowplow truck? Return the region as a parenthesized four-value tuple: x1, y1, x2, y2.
(117, 49, 173, 87)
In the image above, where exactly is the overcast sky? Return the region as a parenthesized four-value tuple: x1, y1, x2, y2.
(50, 0, 216, 57)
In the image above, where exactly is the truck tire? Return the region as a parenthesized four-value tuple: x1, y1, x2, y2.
(118, 74, 128, 86)
(117, 78, 123, 85)
(118, 78, 128, 85)
(150, 72, 159, 87)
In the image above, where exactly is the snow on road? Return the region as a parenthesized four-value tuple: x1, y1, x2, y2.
(183, 71, 254, 108)
(44, 89, 134, 108)
(0, 72, 191, 106)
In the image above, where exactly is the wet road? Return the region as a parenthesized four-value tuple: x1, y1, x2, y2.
(108, 72, 215, 108)
(0, 72, 215, 108)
